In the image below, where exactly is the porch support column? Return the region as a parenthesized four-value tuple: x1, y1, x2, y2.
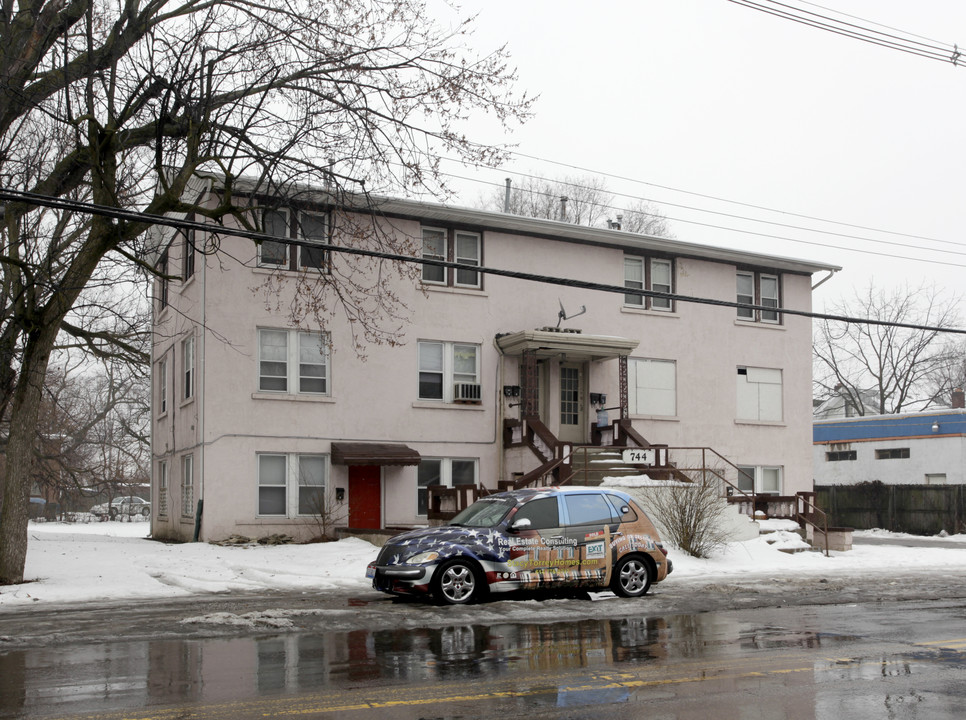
(619, 355, 629, 418)
(522, 349, 539, 419)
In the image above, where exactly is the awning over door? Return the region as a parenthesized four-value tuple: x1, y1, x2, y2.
(495, 329, 638, 362)
(331, 442, 421, 466)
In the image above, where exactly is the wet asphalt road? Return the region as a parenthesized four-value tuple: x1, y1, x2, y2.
(1, 537, 965, 718)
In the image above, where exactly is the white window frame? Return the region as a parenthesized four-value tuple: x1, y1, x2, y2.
(624, 256, 673, 311)
(736, 366, 782, 422)
(158, 357, 167, 415)
(737, 270, 781, 323)
(158, 461, 168, 516)
(183, 230, 196, 280)
(181, 454, 194, 517)
(454, 231, 481, 288)
(760, 274, 779, 323)
(257, 452, 329, 518)
(737, 465, 782, 495)
(623, 257, 644, 306)
(297, 211, 329, 271)
(182, 335, 195, 401)
(257, 329, 330, 396)
(417, 341, 480, 402)
(651, 258, 673, 311)
(421, 227, 447, 285)
(629, 358, 676, 417)
(259, 208, 290, 268)
(417, 457, 478, 517)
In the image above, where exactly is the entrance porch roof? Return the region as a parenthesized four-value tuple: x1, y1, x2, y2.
(495, 329, 639, 363)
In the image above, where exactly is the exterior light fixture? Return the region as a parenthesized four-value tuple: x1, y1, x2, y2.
(932, 422, 940, 433)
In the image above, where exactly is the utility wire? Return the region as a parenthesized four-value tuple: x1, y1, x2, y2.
(440, 168, 966, 269)
(726, 0, 964, 66)
(457, 147, 959, 248)
(3, 186, 966, 335)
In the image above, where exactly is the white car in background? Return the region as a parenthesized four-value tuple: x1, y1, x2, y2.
(90, 496, 151, 519)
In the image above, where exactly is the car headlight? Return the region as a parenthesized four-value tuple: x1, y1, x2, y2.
(405, 550, 440, 565)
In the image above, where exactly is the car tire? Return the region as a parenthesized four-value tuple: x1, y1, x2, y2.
(108, 507, 118, 520)
(431, 559, 483, 605)
(611, 555, 652, 598)
(141, 507, 150, 517)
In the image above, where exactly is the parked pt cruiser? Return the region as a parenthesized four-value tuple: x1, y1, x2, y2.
(367, 487, 672, 604)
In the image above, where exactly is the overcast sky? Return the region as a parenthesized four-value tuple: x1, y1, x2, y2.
(429, 1, 966, 319)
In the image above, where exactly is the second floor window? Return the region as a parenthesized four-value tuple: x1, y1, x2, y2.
(624, 257, 673, 311)
(737, 271, 781, 323)
(421, 227, 482, 289)
(259, 209, 330, 271)
(258, 329, 330, 395)
(182, 336, 195, 400)
(736, 366, 782, 422)
(158, 358, 167, 414)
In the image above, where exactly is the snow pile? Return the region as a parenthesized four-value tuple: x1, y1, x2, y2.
(1, 519, 965, 609)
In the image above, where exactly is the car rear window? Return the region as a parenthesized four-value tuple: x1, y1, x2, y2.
(564, 494, 615, 526)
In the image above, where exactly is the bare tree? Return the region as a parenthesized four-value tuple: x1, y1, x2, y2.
(645, 473, 731, 559)
(0, 0, 532, 583)
(813, 284, 961, 416)
(485, 175, 672, 236)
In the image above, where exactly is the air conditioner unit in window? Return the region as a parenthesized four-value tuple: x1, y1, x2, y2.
(454, 382, 482, 404)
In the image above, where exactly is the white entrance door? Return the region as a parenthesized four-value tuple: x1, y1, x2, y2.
(558, 363, 585, 443)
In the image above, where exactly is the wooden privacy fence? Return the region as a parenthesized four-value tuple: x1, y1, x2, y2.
(815, 483, 966, 535)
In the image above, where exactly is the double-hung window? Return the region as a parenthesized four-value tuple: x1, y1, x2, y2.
(421, 227, 482, 289)
(157, 358, 167, 415)
(258, 329, 330, 396)
(181, 455, 194, 517)
(158, 461, 168, 516)
(418, 341, 480, 402)
(629, 358, 676, 416)
(259, 209, 290, 267)
(257, 453, 328, 517)
(297, 212, 329, 271)
(183, 229, 196, 280)
(736, 366, 782, 422)
(624, 256, 673, 311)
(736, 465, 781, 495)
(182, 335, 195, 401)
(417, 458, 478, 516)
(737, 271, 781, 323)
(156, 250, 169, 311)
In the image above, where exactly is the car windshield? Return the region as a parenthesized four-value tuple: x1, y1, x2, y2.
(449, 497, 516, 528)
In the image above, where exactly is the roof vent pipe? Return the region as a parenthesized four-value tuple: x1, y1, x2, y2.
(953, 387, 965, 409)
(504, 178, 512, 213)
(559, 196, 568, 221)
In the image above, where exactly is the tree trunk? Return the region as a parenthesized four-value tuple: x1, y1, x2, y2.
(0, 336, 55, 585)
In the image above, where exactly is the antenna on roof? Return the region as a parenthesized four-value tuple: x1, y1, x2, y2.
(557, 299, 587, 328)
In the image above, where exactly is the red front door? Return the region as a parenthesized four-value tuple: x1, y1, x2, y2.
(348, 465, 382, 528)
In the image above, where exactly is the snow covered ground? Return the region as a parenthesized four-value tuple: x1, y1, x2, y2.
(1, 519, 964, 609)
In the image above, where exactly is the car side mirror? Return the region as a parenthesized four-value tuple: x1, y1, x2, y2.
(510, 517, 531, 531)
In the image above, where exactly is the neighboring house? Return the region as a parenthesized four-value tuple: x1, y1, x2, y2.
(814, 391, 966, 485)
(150, 182, 838, 542)
(812, 387, 881, 419)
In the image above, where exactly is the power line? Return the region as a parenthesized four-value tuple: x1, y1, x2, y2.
(440, 166, 966, 269)
(3, 186, 966, 335)
(726, 0, 964, 66)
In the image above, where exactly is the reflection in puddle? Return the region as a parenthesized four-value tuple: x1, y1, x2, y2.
(0, 613, 862, 717)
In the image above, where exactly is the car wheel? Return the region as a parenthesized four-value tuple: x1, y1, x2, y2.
(108, 507, 118, 520)
(141, 507, 150, 517)
(432, 560, 483, 605)
(611, 555, 652, 598)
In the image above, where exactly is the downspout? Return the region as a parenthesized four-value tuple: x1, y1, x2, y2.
(811, 269, 838, 291)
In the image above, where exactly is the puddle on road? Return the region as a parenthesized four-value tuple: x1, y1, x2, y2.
(0, 613, 866, 717)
